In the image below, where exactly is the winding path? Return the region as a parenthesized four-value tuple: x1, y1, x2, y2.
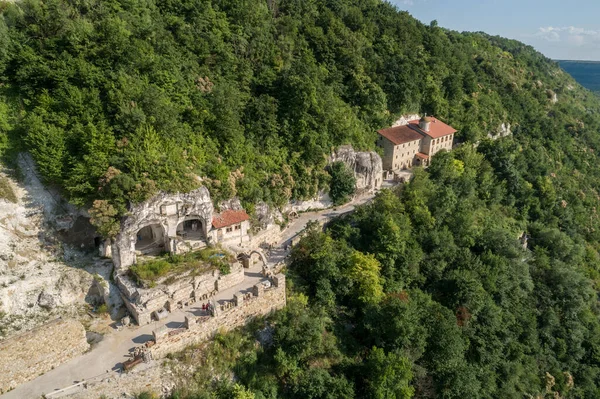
(0, 191, 382, 399)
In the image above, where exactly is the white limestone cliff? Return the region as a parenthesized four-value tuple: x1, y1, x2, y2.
(329, 145, 383, 194)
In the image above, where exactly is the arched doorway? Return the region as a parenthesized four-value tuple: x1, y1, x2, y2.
(176, 218, 207, 250)
(135, 224, 165, 255)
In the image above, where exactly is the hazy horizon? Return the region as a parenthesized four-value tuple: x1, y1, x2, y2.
(391, 0, 600, 62)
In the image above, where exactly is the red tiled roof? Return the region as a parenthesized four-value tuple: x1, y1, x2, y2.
(377, 125, 424, 145)
(212, 210, 250, 229)
(408, 117, 457, 139)
(415, 152, 429, 160)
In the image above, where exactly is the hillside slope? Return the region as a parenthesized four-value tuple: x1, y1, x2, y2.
(3, 1, 600, 398)
(1, 0, 597, 229)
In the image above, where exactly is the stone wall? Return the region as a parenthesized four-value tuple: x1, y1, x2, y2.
(149, 275, 286, 359)
(215, 266, 245, 292)
(118, 263, 245, 325)
(59, 363, 171, 399)
(0, 318, 89, 394)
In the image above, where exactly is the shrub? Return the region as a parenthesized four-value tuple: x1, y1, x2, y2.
(130, 259, 171, 282)
(128, 248, 234, 285)
(0, 175, 16, 203)
(328, 161, 356, 206)
(96, 304, 108, 315)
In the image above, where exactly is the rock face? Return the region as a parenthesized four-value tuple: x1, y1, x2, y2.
(0, 156, 103, 339)
(112, 187, 214, 270)
(329, 145, 383, 194)
(218, 197, 243, 211)
(37, 291, 57, 310)
(488, 123, 512, 140)
(392, 114, 421, 127)
(254, 201, 283, 229)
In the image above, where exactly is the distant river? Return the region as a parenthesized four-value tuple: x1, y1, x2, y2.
(557, 60, 600, 93)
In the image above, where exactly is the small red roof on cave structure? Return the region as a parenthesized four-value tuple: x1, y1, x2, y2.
(212, 210, 250, 229)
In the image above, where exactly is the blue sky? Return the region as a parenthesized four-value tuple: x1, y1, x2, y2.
(389, 0, 600, 61)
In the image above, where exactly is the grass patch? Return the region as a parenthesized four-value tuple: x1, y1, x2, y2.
(95, 304, 108, 315)
(0, 175, 17, 203)
(129, 248, 234, 286)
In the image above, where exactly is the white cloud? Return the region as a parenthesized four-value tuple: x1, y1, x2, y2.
(393, 0, 426, 6)
(534, 26, 600, 48)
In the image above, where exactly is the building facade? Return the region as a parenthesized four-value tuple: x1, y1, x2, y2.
(377, 116, 456, 172)
(111, 189, 253, 271)
(211, 209, 251, 245)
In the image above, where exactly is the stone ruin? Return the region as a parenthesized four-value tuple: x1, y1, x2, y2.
(111, 187, 214, 271)
(145, 273, 287, 359)
(109, 187, 252, 273)
(102, 186, 258, 325)
(116, 262, 246, 325)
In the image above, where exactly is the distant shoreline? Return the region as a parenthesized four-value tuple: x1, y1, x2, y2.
(555, 59, 600, 64)
(557, 60, 600, 93)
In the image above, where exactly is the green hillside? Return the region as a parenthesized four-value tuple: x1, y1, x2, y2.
(1, 0, 594, 228)
(3, 0, 600, 397)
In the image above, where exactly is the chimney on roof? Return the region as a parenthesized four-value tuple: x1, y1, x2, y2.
(419, 115, 432, 132)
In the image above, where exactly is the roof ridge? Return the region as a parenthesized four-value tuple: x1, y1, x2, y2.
(407, 123, 427, 137)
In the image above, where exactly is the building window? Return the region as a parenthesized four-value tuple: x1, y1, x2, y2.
(234, 225, 241, 231)
(226, 227, 233, 233)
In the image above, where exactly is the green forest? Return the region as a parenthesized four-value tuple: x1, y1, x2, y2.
(4, 0, 600, 397)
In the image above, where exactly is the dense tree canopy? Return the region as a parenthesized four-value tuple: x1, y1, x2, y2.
(1, 0, 592, 232)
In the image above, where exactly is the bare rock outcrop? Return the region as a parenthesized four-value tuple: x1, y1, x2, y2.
(218, 197, 243, 212)
(0, 159, 103, 339)
(254, 201, 283, 229)
(37, 291, 57, 310)
(488, 123, 512, 140)
(392, 114, 421, 127)
(329, 145, 383, 194)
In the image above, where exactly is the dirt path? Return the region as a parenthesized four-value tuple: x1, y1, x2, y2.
(279, 194, 374, 243)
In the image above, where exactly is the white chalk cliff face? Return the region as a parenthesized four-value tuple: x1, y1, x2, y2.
(488, 123, 512, 139)
(329, 145, 383, 193)
(392, 114, 421, 127)
(112, 187, 214, 270)
(0, 155, 111, 339)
